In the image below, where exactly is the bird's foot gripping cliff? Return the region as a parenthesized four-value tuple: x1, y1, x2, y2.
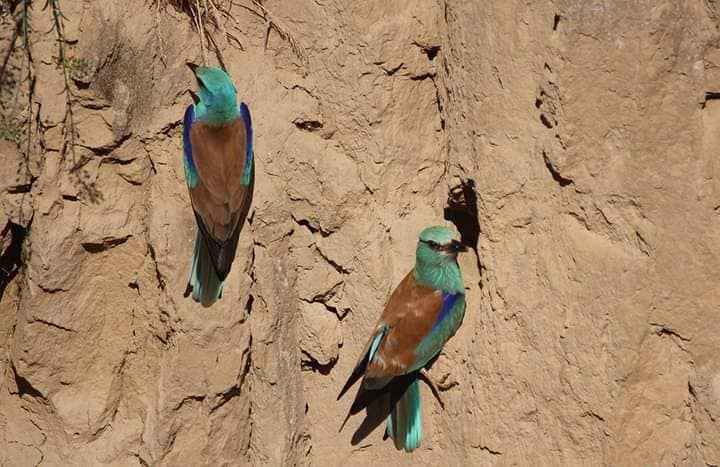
(1, 0, 720, 465)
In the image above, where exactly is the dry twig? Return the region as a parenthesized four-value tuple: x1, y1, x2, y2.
(234, 0, 307, 68)
(153, 0, 246, 70)
(45, 0, 79, 166)
(153, 0, 307, 71)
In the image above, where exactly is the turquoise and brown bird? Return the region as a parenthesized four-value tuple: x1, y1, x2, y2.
(338, 226, 467, 452)
(181, 63, 254, 307)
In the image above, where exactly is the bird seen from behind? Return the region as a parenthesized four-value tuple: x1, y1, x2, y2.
(182, 63, 254, 307)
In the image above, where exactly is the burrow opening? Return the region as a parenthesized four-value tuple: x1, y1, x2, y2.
(444, 179, 480, 251)
(444, 179, 483, 287)
(0, 222, 26, 300)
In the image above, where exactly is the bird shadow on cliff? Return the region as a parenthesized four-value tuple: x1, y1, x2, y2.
(342, 373, 417, 447)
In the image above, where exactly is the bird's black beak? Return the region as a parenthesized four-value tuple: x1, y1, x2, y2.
(451, 240, 468, 253)
(186, 62, 199, 75)
(187, 89, 199, 105)
(186, 62, 201, 104)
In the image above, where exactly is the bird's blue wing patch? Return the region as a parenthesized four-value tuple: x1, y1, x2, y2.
(432, 292, 461, 331)
(239, 102, 253, 186)
(368, 326, 388, 362)
(183, 104, 199, 188)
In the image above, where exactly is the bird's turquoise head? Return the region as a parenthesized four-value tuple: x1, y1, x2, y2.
(414, 226, 467, 292)
(416, 226, 466, 265)
(187, 63, 238, 126)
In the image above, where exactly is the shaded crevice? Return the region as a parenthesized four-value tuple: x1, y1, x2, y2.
(7, 183, 32, 194)
(473, 445, 502, 456)
(410, 71, 436, 81)
(651, 323, 691, 342)
(245, 241, 257, 315)
(128, 280, 140, 294)
(11, 362, 45, 400)
(316, 248, 349, 275)
(243, 333, 254, 459)
(33, 447, 44, 467)
(211, 384, 242, 412)
(101, 156, 136, 166)
(147, 243, 166, 290)
(84, 131, 132, 157)
(553, 14, 561, 31)
(175, 394, 205, 411)
(31, 318, 75, 333)
(245, 293, 255, 315)
(582, 410, 605, 422)
(81, 235, 131, 253)
(381, 62, 404, 76)
(320, 301, 346, 321)
(293, 117, 323, 132)
(543, 151, 572, 187)
(300, 294, 347, 321)
(213, 347, 252, 412)
(147, 152, 158, 176)
(293, 217, 332, 238)
(300, 350, 336, 375)
(0, 221, 26, 299)
(635, 231, 651, 256)
(413, 41, 440, 60)
(429, 73, 446, 131)
(701, 91, 720, 109)
(135, 454, 150, 467)
(540, 113, 554, 128)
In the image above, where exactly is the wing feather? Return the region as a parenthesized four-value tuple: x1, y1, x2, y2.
(183, 103, 254, 280)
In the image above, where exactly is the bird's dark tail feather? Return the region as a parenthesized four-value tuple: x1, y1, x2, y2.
(343, 372, 419, 448)
(184, 231, 223, 307)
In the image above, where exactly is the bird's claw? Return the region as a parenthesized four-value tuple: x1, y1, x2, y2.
(419, 369, 457, 410)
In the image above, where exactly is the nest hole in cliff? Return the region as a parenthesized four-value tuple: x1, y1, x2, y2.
(444, 179, 483, 288)
(0, 222, 26, 300)
(444, 178, 480, 251)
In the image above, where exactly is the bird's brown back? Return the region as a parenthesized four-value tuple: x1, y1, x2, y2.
(365, 271, 444, 384)
(188, 119, 249, 240)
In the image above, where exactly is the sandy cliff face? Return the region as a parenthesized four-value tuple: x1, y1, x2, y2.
(0, 0, 719, 465)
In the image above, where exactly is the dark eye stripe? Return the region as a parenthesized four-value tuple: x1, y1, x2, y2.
(421, 239, 441, 249)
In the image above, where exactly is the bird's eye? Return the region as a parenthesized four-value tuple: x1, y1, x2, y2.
(426, 240, 439, 249)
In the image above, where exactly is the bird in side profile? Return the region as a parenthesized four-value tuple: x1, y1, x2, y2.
(182, 63, 254, 307)
(338, 226, 467, 452)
